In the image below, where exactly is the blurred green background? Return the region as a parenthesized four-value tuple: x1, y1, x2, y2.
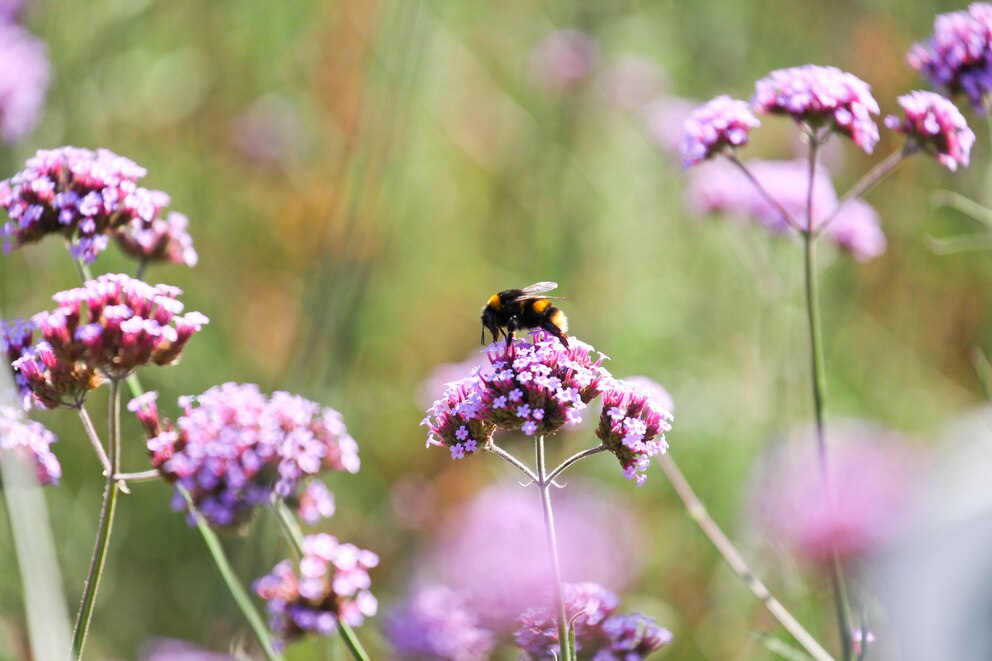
(1, 0, 991, 659)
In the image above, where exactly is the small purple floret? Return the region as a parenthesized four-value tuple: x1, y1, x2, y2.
(680, 95, 760, 168)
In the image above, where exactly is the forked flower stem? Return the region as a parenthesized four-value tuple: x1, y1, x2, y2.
(728, 156, 805, 232)
(816, 146, 912, 236)
(804, 138, 854, 661)
(535, 435, 572, 661)
(271, 498, 371, 661)
(75, 405, 111, 475)
(70, 379, 122, 660)
(546, 444, 606, 483)
(657, 454, 834, 661)
(484, 441, 538, 483)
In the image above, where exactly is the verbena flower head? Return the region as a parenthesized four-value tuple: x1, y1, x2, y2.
(515, 583, 671, 660)
(0, 406, 60, 485)
(596, 379, 673, 485)
(385, 586, 497, 661)
(0, 147, 193, 263)
(116, 211, 199, 267)
(885, 90, 975, 171)
(680, 95, 760, 168)
(255, 533, 378, 649)
(753, 65, 880, 152)
(430, 483, 646, 631)
(29, 274, 207, 382)
(0, 23, 49, 143)
(132, 383, 359, 528)
(1, 317, 37, 408)
(532, 29, 598, 93)
(908, 4, 992, 113)
(422, 373, 494, 460)
(481, 331, 609, 437)
(750, 421, 917, 565)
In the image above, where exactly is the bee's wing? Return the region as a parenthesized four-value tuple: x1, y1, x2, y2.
(520, 281, 559, 296)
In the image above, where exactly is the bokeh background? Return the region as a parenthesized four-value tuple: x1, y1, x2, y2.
(2, 0, 992, 659)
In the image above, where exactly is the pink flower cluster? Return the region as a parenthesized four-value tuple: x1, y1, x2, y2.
(0, 146, 196, 264)
(596, 380, 673, 485)
(1, 317, 39, 408)
(0, 406, 60, 485)
(422, 374, 495, 459)
(254, 533, 378, 649)
(131, 382, 359, 528)
(116, 211, 198, 268)
(753, 65, 881, 153)
(908, 3, 992, 113)
(680, 95, 760, 168)
(885, 91, 975, 171)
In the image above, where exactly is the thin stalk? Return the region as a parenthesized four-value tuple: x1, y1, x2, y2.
(727, 156, 804, 232)
(535, 435, 571, 661)
(112, 469, 159, 483)
(546, 443, 606, 483)
(75, 405, 111, 475)
(483, 441, 538, 483)
(180, 487, 283, 661)
(70, 379, 122, 660)
(271, 499, 371, 661)
(657, 455, 834, 661)
(817, 147, 911, 235)
(804, 139, 854, 661)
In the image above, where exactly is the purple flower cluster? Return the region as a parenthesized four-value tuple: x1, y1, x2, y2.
(885, 91, 975, 171)
(753, 65, 880, 152)
(1, 317, 38, 408)
(680, 95, 760, 168)
(514, 583, 671, 660)
(131, 382, 359, 528)
(21, 274, 207, 389)
(0, 405, 60, 485)
(0, 147, 196, 264)
(385, 586, 497, 660)
(254, 533, 378, 649)
(908, 4, 992, 113)
(422, 374, 494, 459)
(596, 379, 673, 485)
(685, 159, 887, 260)
(0, 22, 49, 143)
(116, 211, 199, 268)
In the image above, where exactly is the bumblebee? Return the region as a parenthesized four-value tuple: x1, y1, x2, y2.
(481, 281, 569, 348)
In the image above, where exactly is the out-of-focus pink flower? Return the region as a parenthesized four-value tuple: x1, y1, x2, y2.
(0, 405, 60, 485)
(885, 90, 975, 171)
(385, 586, 496, 661)
(426, 482, 646, 631)
(138, 639, 236, 661)
(532, 29, 598, 93)
(0, 23, 49, 143)
(622, 376, 675, 415)
(749, 421, 917, 565)
(418, 350, 492, 409)
(0, 0, 27, 22)
(230, 94, 302, 166)
(596, 56, 664, 112)
(680, 95, 760, 168)
(644, 96, 698, 155)
(823, 199, 886, 262)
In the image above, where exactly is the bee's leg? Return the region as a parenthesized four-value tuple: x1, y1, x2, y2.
(540, 320, 569, 348)
(505, 317, 519, 346)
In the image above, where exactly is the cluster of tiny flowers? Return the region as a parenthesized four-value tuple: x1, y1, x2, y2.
(116, 211, 198, 267)
(0, 22, 49, 143)
(753, 65, 880, 153)
(514, 583, 671, 660)
(422, 373, 495, 459)
(254, 533, 378, 649)
(596, 379, 673, 485)
(680, 95, 760, 168)
(131, 382, 359, 528)
(1, 317, 37, 407)
(0, 406, 60, 485)
(297, 481, 336, 525)
(908, 3, 992, 113)
(0, 147, 195, 263)
(885, 91, 975, 171)
(28, 273, 207, 383)
(685, 159, 887, 260)
(385, 586, 497, 661)
(482, 332, 609, 437)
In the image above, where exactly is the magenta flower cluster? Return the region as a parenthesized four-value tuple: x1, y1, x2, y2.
(0, 406, 60, 485)
(680, 95, 760, 168)
(596, 379, 673, 485)
(423, 332, 610, 459)
(909, 3, 992, 113)
(0, 146, 196, 264)
(1, 317, 38, 408)
(514, 582, 672, 660)
(753, 65, 881, 153)
(886, 90, 975, 171)
(116, 211, 198, 268)
(130, 382, 359, 528)
(385, 586, 497, 661)
(254, 533, 378, 649)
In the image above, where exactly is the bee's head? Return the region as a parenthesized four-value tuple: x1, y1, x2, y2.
(480, 304, 499, 345)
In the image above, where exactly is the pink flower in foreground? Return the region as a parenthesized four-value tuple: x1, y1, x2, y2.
(885, 90, 975, 171)
(750, 421, 917, 564)
(753, 65, 880, 152)
(596, 378, 673, 485)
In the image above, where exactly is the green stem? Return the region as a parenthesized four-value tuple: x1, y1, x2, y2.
(271, 499, 371, 661)
(75, 405, 111, 475)
(804, 140, 854, 661)
(70, 379, 122, 660)
(535, 435, 571, 661)
(179, 487, 283, 661)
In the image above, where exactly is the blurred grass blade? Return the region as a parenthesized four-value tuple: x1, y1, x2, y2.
(924, 233, 992, 255)
(755, 633, 815, 661)
(932, 190, 992, 229)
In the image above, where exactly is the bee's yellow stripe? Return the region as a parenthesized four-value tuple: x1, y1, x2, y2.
(531, 299, 550, 313)
(488, 294, 501, 310)
(550, 309, 568, 332)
